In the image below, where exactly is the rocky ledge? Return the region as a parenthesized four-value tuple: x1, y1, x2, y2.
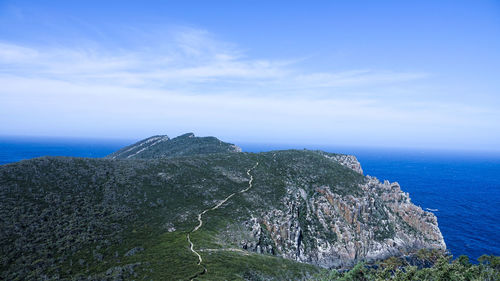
(232, 153, 445, 268)
(0, 136, 447, 279)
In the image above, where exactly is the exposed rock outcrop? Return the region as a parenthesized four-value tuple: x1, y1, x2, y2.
(0, 137, 446, 279)
(236, 156, 445, 268)
(321, 153, 364, 174)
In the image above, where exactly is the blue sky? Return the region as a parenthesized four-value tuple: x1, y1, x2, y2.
(0, 0, 499, 151)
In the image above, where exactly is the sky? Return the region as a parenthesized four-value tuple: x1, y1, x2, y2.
(0, 0, 499, 151)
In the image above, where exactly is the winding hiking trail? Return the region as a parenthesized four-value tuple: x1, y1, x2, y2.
(187, 162, 259, 280)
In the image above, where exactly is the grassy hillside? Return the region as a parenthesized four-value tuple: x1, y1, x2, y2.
(2, 151, 353, 279)
(0, 145, 464, 280)
(107, 133, 241, 159)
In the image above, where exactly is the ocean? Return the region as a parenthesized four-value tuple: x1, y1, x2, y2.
(1, 136, 499, 261)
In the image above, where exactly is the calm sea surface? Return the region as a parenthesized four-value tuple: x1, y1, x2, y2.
(1, 137, 499, 261)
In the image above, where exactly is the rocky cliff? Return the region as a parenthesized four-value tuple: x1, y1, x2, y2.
(220, 151, 445, 268)
(0, 135, 445, 280)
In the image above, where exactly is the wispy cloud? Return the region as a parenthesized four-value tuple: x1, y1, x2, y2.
(0, 26, 498, 150)
(295, 70, 428, 88)
(0, 27, 425, 93)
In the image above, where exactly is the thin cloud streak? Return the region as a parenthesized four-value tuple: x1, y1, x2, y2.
(0, 26, 498, 150)
(0, 27, 426, 91)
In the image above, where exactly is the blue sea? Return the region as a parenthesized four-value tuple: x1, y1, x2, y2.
(1, 136, 499, 261)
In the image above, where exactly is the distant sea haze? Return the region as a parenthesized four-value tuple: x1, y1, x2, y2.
(1, 136, 499, 261)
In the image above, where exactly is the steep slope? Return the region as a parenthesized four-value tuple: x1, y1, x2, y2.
(106, 133, 241, 159)
(0, 143, 445, 280)
(106, 135, 170, 159)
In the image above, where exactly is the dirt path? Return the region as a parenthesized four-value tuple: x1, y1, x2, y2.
(199, 248, 250, 255)
(187, 162, 259, 280)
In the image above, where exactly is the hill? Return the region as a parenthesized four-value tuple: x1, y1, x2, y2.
(0, 134, 446, 280)
(106, 133, 241, 159)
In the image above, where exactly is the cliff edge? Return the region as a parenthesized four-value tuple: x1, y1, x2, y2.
(0, 135, 445, 279)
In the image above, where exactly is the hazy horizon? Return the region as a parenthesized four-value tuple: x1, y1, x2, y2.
(2, 132, 500, 155)
(1, 1, 499, 151)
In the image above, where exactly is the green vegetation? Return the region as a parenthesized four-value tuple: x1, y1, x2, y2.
(1, 150, 349, 279)
(107, 133, 241, 159)
(312, 250, 500, 281)
(0, 135, 493, 280)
